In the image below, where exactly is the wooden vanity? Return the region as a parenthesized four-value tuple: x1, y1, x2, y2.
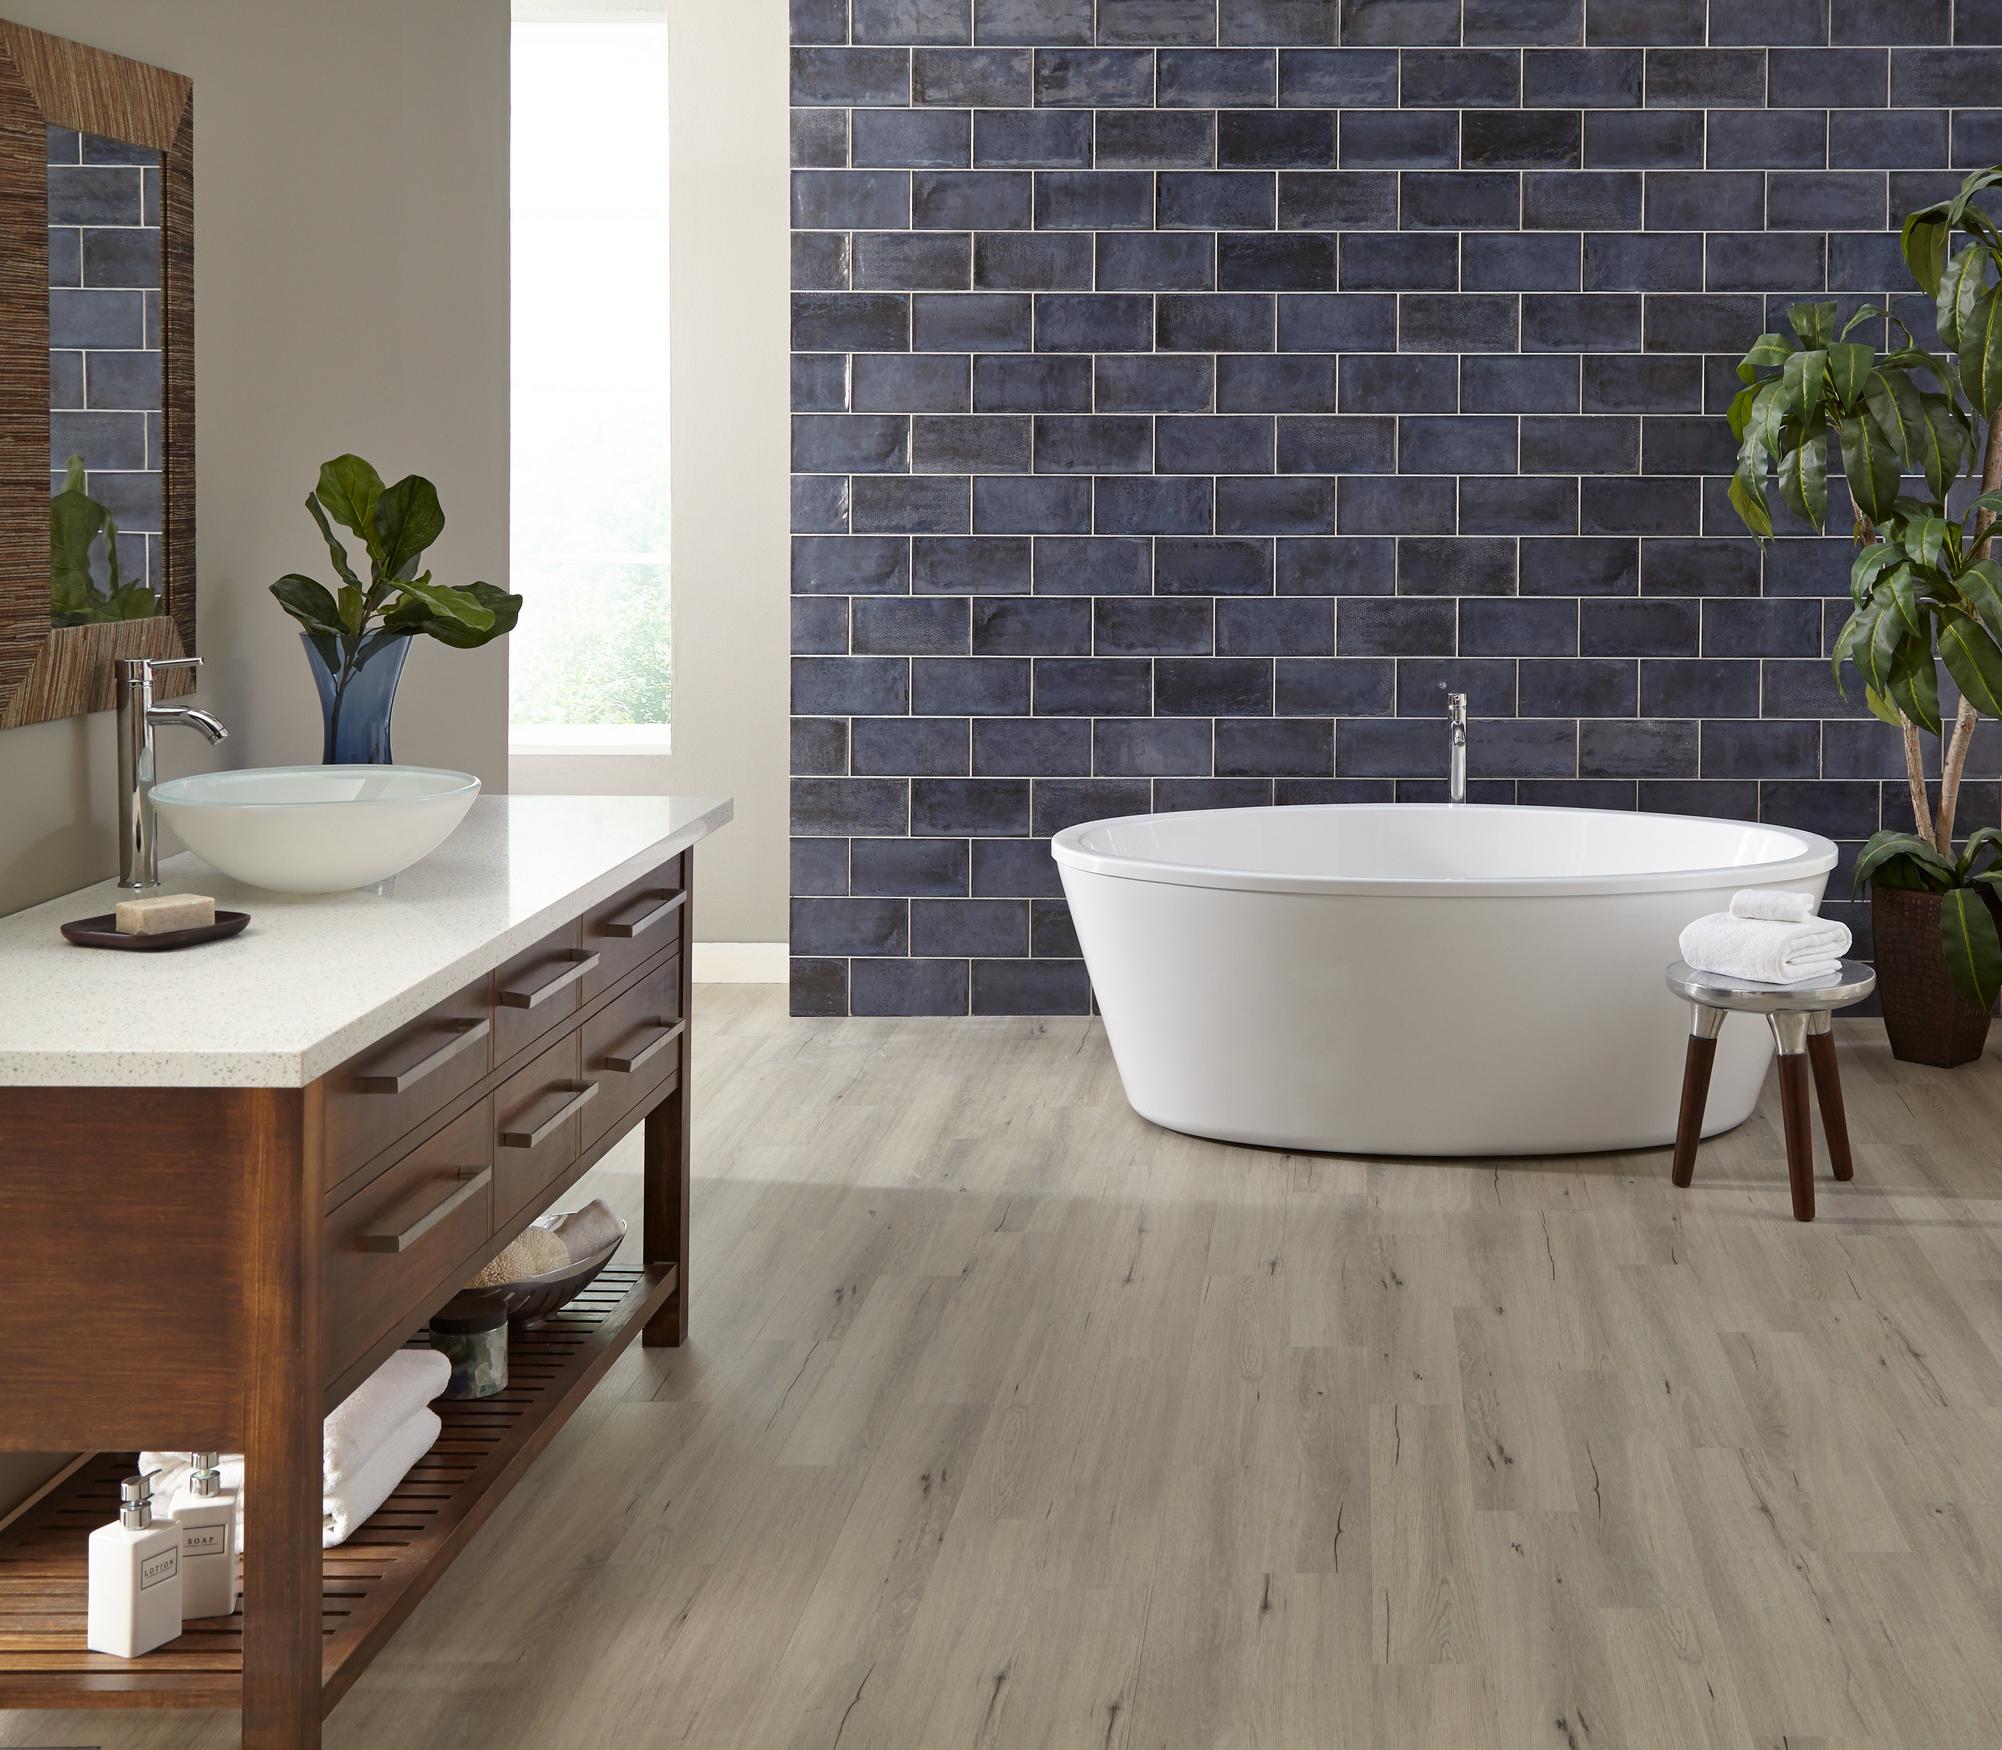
(0, 794, 730, 1747)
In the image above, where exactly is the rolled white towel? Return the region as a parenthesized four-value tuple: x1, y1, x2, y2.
(1729, 888, 1818, 924)
(1678, 911, 1852, 986)
(142, 1410, 441, 1548)
(322, 1408, 441, 1547)
(547, 1198, 625, 1264)
(323, 1347, 449, 1488)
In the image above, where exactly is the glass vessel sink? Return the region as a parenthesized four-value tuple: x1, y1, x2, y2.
(148, 765, 480, 893)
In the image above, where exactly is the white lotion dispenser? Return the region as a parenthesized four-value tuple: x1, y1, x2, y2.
(87, 1470, 183, 1658)
(168, 1452, 239, 1618)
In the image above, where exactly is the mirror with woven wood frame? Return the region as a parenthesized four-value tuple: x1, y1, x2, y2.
(0, 17, 192, 731)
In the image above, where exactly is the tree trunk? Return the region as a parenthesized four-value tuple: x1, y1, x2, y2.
(1940, 403, 2002, 849)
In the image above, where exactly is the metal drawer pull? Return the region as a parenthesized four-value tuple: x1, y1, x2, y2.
(498, 1080, 599, 1150)
(355, 1017, 489, 1094)
(602, 890, 686, 940)
(605, 1018, 686, 1075)
(497, 951, 600, 1010)
(360, 1167, 491, 1254)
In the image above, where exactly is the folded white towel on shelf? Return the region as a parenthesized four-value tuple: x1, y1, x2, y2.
(322, 1408, 441, 1547)
(1678, 911, 1852, 986)
(322, 1346, 449, 1488)
(1729, 888, 1819, 924)
(143, 1408, 442, 1550)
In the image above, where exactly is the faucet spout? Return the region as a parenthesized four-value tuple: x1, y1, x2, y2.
(148, 705, 228, 746)
(1446, 692, 1468, 806)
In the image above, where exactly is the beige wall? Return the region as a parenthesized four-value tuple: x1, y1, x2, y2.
(0, 0, 510, 918)
(0, 0, 509, 1516)
(513, 0, 790, 947)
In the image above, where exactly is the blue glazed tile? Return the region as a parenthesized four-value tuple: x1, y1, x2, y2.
(1524, 47, 1642, 105)
(793, 535, 912, 595)
(910, 898, 1030, 956)
(1097, 476, 1216, 534)
(1221, 110, 1338, 167)
(1158, 414, 1276, 473)
(1032, 898, 1082, 957)
(1156, 657, 1275, 715)
(1521, 293, 1639, 351)
(974, 0, 1095, 42)
(1223, 0, 1338, 42)
(1519, 657, 1635, 715)
(793, 353, 851, 412)
(971, 836, 1066, 896)
(794, 597, 851, 655)
(975, 232, 1094, 288)
(792, 898, 909, 959)
(1339, 716, 1448, 776)
(1216, 718, 1333, 775)
(972, 355, 1094, 412)
(1278, 170, 1400, 227)
(854, 230, 972, 290)
(1468, 719, 1578, 778)
(972, 475, 1091, 533)
(792, 413, 909, 475)
(1701, 720, 1821, 780)
(1218, 354, 1335, 413)
(1035, 171, 1155, 229)
(1645, 47, 1766, 104)
(1579, 718, 1697, 777)
(1707, 110, 1829, 171)
(1037, 293, 1156, 351)
(792, 0, 849, 44)
(1461, 113, 1580, 170)
(1164, 47, 1281, 103)
(1821, 720, 1915, 779)
(971, 959, 1092, 1015)
(1521, 415, 1635, 474)
(1033, 536, 1155, 594)
(851, 837, 970, 896)
(974, 110, 1093, 168)
(1099, 0, 1220, 44)
(1396, 656, 1515, 715)
(1098, 232, 1218, 291)
(1095, 597, 1216, 654)
(912, 777, 1031, 835)
(1339, 355, 1458, 413)
(1036, 657, 1155, 714)
(1339, 597, 1455, 656)
(853, 476, 971, 533)
(1158, 293, 1276, 351)
(792, 475, 851, 533)
(1400, 415, 1519, 474)
(1096, 718, 1215, 774)
(1463, 354, 1581, 413)
(1276, 536, 1396, 594)
(1761, 658, 1870, 720)
(794, 776, 910, 839)
(1398, 535, 1520, 595)
(1518, 779, 1638, 809)
(911, 655, 1032, 713)
(855, 0, 973, 40)
(1278, 48, 1396, 104)
(1158, 170, 1278, 227)
(792, 169, 910, 231)
(852, 354, 969, 413)
(1339, 476, 1456, 534)
(1218, 597, 1334, 653)
(1460, 477, 1580, 536)
(1277, 292, 1399, 350)
(1462, 231, 1582, 291)
(972, 597, 1092, 654)
(792, 47, 912, 104)
(1580, 598, 1700, 655)
(1519, 537, 1638, 595)
(1523, 170, 1642, 229)
(1339, 0, 1460, 45)
(916, 47, 1034, 103)
(1033, 779, 1155, 834)
(854, 597, 970, 655)
(794, 655, 912, 715)
(1580, 477, 1700, 536)
(1035, 48, 1157, 105)
(1097, 354, 1216, 412)
(1638, 779, 1759, 821)
(1640, 658, 1761, 718)
(1583, 110, 1704, 168)
(1217, 477, 1337, 533)
(912, 292, 1032, 349)
(1339, 232, 1458, 291)
(791, 960, 848, 1017)
(1581, 354, 1700, 412)
(1098, 110, 1219, 168)
(1460, 597, 1579, 655)
(1703, 599, 1821, 657)
(1034, 414, 1155, 473)
(1275, 657, 1395, 714)
(1219, 233, 1338, 290)
(911, 414, 1032, 472)
(850, 957, 970, 1015)
(793, 837, 850, 897)
(852, 716, 971, 775)
(972, 716, 1094, 772)
(1156, 536, 1279, 593)
(793, 718, 849, 774)
(1401, 47, 1522, 104)
(854, 109, 972, 170)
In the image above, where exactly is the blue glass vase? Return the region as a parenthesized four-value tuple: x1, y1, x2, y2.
(302, 631, 411, 764)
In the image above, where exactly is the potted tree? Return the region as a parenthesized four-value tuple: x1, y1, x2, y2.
(1729, 168, 2002, 1065)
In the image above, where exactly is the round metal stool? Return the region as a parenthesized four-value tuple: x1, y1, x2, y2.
(1664, 959, 1877, 1222)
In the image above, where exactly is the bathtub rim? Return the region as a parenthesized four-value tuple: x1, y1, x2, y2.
(1050, 802, 1839, 900)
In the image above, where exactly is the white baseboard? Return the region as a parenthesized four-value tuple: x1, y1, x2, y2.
(694, 941, 788, 983)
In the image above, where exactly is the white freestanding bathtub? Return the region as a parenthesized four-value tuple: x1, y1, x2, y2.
(1052, 804, 1839, 1157)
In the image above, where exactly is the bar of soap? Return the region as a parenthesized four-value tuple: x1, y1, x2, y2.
(114, 893, 216, 935)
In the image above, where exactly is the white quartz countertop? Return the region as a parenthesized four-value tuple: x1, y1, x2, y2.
(0, 794, 732, 1088)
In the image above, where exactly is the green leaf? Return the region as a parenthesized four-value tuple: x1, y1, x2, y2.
(370, 475, 446, 584)
(336, 584, 366, 635)
(1865, 368, 1922, 456)
(1889, 634, 1943, 735)
(304, 493, 365, 597)
(1937, 244, 1992, 350)
(1728, 468, 1773, 539)
(1863, 683, 1906, 727)
(1904, 205, 1951, 297)
(392, 580, 524, 650)
(1854, 830, 1957, 894)
(1727, 382, 1758, 443)
(1907, 515, 1956, 575)
(1852, 542, 1902, 603)
(390, 572, 494, 633)
(1826, 341, 1873, 409)
(1836, 412, 1900, 525)
(1940, 887, 2002, 1011)
(314, 455, 385, 543)
(1958, 558, 2002, 644)
(1859, 595, 1907, 695)
(1787, 301, 1836, 349)
(1784, 347, 1828, 423)
(1737, 331, 1796, 383)
(1960, 286, 2002, 419)
(1831, 601, 1876, 695)
(1915, 396, 1965, 501)
(1940, 614, 2002, 717)
(270, 573, 344, 636)
(1957, 826, 2002, 879)
(1778, 431, 1829, 527)
(1887, 564, 1929, 638)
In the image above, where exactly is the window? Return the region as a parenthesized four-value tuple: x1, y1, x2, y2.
(509, 18, 671, 753)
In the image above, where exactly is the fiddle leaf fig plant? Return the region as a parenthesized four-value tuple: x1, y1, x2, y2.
(1727, 167, 2002, 1013)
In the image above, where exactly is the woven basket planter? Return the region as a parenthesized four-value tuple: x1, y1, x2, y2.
(1872, 885, 1994, 1067)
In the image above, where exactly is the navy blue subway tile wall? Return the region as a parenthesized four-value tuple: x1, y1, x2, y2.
(790, 0, 1988, 1017)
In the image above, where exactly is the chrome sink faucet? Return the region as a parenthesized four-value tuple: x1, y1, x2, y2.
(116, 655, 228, 889)
(1447, 692, 1468, 805)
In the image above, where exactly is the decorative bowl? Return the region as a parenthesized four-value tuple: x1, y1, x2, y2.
(488, 1218, 627, 1326)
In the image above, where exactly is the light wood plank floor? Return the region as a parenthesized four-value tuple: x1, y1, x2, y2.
(11, 984, 2002, 1749)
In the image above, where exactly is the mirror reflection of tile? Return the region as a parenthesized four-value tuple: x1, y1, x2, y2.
(47, 124, 164, 603)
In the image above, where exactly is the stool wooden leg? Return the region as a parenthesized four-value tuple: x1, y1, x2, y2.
(1769, 1012, 1815, 1222)
(1671, 1005, 1725, 1189)
(1805, 1011, 1853, 1183)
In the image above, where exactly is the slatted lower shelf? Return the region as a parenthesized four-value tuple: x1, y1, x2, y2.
(0, 1265, 674, 1713)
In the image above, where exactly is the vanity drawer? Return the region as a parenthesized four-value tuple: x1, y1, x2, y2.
(492, 1029, 591, 1223)
(326, 1099, 493, 1377)
(492, 920, 589, 1065)
(580, 856, 686, 1002)
(581, 949, 684, 1149)
(323, 977, 492, 1188)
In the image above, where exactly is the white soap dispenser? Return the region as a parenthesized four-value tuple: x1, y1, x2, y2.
(86, 1470, 183, 1658)
(168, 1452, 239, 1618)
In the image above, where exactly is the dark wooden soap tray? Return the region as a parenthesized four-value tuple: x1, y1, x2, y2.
(60, 910, 250, 952)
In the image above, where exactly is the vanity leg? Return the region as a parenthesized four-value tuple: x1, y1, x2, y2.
(240, 1090, 325, 1749)
(644, 860, 694, 1348)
